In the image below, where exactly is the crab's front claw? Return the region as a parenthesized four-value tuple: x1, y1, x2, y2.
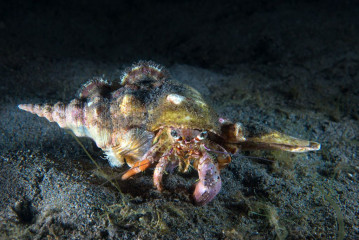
(220, 121, 320, 153)
(193, 152, 222, 206)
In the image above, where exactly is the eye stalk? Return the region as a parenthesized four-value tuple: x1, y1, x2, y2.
(198, 131, 208, 140)
(171, 129, 181, 141)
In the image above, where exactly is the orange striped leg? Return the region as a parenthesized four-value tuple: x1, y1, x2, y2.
(121, 142, 162, 180)
(121, 159, 151, 180)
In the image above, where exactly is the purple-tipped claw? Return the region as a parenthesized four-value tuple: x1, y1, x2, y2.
(193, 153, 222, 206)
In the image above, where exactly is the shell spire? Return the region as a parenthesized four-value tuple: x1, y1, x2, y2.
(18, 99, 86, 136)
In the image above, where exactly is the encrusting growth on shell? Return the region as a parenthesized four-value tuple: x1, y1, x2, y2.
(18, 61, 320, 205)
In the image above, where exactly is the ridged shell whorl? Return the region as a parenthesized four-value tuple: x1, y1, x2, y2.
(121, 61, 169, 86)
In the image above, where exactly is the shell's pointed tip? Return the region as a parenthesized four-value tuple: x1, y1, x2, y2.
(18, 104, 29, 110)
(18, 104, 36, 114)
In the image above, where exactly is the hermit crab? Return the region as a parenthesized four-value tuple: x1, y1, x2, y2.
(19, 61, 320, 205)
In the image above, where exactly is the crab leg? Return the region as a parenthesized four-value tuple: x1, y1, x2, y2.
(121, 159, 152, 180)
(121, 143, 161, 180)
(153, 155, 169, 191)
(193, 152, 222, 206)
(203, 142, 232, 170)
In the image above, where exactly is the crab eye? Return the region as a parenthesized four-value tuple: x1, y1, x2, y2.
(198, 131, 208, 140)
(171, 130, 180, 140)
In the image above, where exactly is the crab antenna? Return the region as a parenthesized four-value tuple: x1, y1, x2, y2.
(203, 144, 231, 156)
(161, 147, 174, 158)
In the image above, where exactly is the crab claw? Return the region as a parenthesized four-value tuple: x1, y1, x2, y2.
(193, 152, 222, 206)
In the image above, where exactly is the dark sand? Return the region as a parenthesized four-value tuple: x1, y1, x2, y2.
(0, 1, 358, 239)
